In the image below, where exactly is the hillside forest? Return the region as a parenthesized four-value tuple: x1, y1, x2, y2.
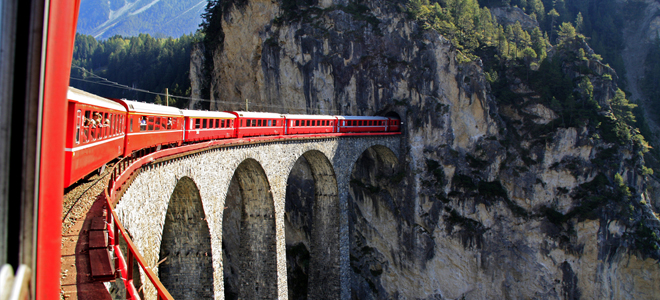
(70, 33, 200, 108)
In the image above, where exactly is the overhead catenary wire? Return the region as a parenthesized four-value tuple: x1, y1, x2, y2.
(70, 66, 347, 114)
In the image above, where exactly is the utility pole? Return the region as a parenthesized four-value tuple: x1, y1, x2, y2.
(245, 99, 248, 111)
(165, 88, 169, 106)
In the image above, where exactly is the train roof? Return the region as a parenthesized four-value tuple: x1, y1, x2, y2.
(335, 116, 389, 120)
(115, 99, 183, 116)
(283, 114, 336, 120)
(67, 87, 126, 111)
(181, 110, 236, 119)
(229, 111, 285, 119)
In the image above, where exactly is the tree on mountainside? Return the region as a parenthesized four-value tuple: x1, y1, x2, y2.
(70, 33, 198, 107)
(547, 8, 559, 43)
(556, 22, 576, 44)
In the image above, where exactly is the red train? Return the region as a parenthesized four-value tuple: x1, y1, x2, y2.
(64, 87, 401, 187)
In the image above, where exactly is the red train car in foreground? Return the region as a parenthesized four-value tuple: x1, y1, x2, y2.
(182, 109, 237, 142)
(64, 87, 127, 187)
(115, 99, 184, 155)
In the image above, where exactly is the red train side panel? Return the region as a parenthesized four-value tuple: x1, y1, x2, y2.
(387, 117, 401, 132)
(182, 110, 237, 142)
(284, 114, 337, 134)
(228, 111, 285, 138)
(337, 116, 389, 133)
(64, 87, 126, 187)
(114, 99, 184, 155)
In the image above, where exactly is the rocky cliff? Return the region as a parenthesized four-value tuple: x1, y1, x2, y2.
(192, 0, 660, 298)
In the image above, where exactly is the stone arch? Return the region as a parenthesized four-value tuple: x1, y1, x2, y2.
(158, 176, 214, 299)
(222, 158, 277, 300)
(285, 150, 340, 299)
(346, 145, 401, 299)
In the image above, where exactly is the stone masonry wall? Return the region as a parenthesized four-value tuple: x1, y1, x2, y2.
(114, 135, 400, 300)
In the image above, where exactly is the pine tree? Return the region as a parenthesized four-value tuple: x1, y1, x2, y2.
(557, 22, 576, 44)
(575, 12, 584, 34)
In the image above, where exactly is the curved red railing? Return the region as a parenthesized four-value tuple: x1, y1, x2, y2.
(101, 132, 400, 299)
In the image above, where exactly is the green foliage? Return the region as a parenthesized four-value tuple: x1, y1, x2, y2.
(611, 89, 637, 124)
(632, 223, 660, 252)
(407, 0, 499, 59)
(70, 33, 196, 107)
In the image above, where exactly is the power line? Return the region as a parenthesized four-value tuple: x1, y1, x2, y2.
(69, 66, 347, 114)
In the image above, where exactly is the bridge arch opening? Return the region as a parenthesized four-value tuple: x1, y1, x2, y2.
(348, 145, 402, 299)
(284, 150, 340, 299)
(158, 176, 214, 299)
(222, 158, 277, 300)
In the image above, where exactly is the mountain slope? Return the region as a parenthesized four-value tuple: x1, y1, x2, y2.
(77, 0, 206, 39)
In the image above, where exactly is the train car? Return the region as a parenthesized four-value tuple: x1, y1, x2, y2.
(336, 116, 390, 133)
(114, 99, 184, 155)
(228, 111, 286, 138)
(64, 87, 127, 187)
(386, 117, 402, 132)
(284, 114, 337, 134)
(182, 110, 237, 142)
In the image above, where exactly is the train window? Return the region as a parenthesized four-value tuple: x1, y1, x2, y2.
(148, 116, 154, 131)
(267, 120, 271, 127)
(305, 120, 309, 126)
(140, 116, 147, 131)
(252, 119, 257, 127)
(220, 119, 225, 128)
(195, 119, 201, 129)
(295, 120, 299, 126)
(155, 117, 161, 131)
(257, 119, 261, 127)
(75, 110, 81, 144)
(202, 119, 207, 129)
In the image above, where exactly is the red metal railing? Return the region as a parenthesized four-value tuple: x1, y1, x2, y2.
(101, 132, 400, 299)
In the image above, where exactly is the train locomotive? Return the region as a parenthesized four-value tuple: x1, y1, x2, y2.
(64, 86, 401, 187)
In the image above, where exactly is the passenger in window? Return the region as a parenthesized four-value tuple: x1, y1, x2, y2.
(167, 118, 172, 129)
(94, 113, 103, 127)
(140, 116, 147, 131)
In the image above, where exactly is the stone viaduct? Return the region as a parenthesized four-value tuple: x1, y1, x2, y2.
(112, 135, 400, 300)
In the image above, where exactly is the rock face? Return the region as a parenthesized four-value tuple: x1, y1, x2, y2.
(491, 6, 539, 31)
(196, 0, 660, 298)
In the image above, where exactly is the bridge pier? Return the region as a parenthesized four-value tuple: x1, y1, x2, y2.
(158, 177, 214, 299)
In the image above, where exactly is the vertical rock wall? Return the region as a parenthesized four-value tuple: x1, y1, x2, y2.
(197, 0, 660, 299)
